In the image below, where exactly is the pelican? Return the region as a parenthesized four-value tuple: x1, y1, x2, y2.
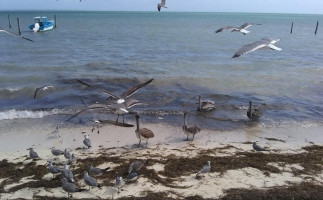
(247, 101, 263, 120)
(0, 28, 34, 42)
(182, 112, 201, 141)
(77, 78, 153, 104)
(215, 23, 261, 35)
(197, 96, 215, 112)
(135, 115, 154, 148)
(233, 38, 282, 58)
(157, 0, 167, 12)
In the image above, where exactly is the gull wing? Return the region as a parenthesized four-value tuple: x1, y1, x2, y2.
(0, 28, 34, 42)
(239, 23, 261, 30)
(267, 44, 282, 51)
(65, 104, 109, 122)
(120, 78, 154, 99)
(215, 26, 237, 33)
(161, 0, 166, 6)
(77, 79, 120, 99)
(232, 40, 268, 58)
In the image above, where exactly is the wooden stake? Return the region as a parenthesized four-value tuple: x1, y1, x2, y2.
(8, 15, 12, 28)
(54, 15, 57, 28)
(17, 17, 21, 35)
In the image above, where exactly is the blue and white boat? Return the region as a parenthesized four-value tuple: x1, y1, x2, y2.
(29, 16, 55, 32)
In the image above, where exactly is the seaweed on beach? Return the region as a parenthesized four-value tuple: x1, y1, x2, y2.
(265, 137, 286, 143)
(221, 182, 323, 200)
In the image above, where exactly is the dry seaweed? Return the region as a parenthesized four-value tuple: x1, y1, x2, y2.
(221, 182, 323, 200)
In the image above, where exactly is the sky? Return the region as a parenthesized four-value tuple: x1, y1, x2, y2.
(1, 0, 323, 14)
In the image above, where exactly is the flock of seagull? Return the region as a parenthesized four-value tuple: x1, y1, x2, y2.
(27, 75, 268, 198)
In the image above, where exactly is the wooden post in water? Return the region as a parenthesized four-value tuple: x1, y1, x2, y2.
(290, 22, 293, 34)
(54, 15, 57, 28)
(315, 21, 318, 35)
(8, 15, 12, 28)
(17, 17, 21, 35)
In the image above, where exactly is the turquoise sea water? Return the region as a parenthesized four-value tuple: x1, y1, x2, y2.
(0, 11, 322, 130)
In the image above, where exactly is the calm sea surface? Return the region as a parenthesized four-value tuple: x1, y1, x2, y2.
(0, 11, 322, 130)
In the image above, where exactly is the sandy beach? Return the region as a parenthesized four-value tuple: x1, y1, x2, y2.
(1, 114, 323, 199)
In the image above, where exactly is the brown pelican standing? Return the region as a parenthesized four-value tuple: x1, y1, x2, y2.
(135, 115, 154, 148)
(197, 96, 215, 112)
(215, 23, 261, 35)
(0, 28, 34, 42)
(157, 0, 167, 12)
(233, 38, 282, 58)
(247, 101, 263, 120)
(182, 112, 201, 141)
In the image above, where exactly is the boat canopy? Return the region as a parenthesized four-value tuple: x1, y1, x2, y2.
(34, 16, 48, 23)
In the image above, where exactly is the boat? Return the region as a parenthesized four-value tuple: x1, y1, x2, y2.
(29, 16, 55, 32)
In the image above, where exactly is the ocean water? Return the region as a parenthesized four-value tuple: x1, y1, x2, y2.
(0, 11, 322, 130)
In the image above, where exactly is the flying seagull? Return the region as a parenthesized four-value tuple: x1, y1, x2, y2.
(77, 78, 153, 104)
(0, 28, 34, 42)
(215, 23, 261, 35)
(33, 85, 55, 99)
(157, 0, 167, 12)
(232, 38, 282, 58)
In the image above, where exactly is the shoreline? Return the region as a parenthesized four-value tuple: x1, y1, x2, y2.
(1, 117, 323, 199)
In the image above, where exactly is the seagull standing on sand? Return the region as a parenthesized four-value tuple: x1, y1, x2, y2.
(48, 126, 60, 138)
(27, 147, 39, 159)
(253, 142, 268, 151)
(196, 161, 211, 178)
(88, 164, 110, 177)
(135, 115, 154, 148)
(128, 160, 147, 174)
(68, 154, 77, 165)
(83, 171, 102, 190)
(51, 147, 64, 159)
(48, 161, 62, 177)
(215, 23, 261, 35)
(77, 78, 153, 105)
(157, 0, 167, 12)
(115, 176, 125, 193)
(33, 85, 55, 99)
(182, 112, 201, 141)
(197, 96, 215, 112)
(232, 38, 282, 58)
(83, 134, 92, 149)
(64, 148, 71, 160)
(61, 178, 86, 199)
(63, 164, 75, 183)
(0, 28, 34, 42)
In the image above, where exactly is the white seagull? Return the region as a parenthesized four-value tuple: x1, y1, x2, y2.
(215, 23, 261, 35)
(233, 38, 282, 58)
(157, 0, 167, 12)
(0, 28, 34, 42)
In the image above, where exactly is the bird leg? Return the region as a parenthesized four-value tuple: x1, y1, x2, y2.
(92, 124, 95, 132)
(116, 114, 120, 124)
(122, 115, 125, 123)
(138, 140, 141, 148)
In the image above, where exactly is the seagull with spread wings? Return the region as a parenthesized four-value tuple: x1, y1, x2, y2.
(215, 23, 261, 35)
(157, 0, 167, 12)
(77, 78, 153, 104)
(232, 38, 282, 58)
